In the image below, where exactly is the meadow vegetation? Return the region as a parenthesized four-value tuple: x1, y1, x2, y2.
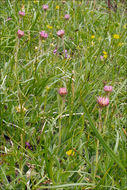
(0, 0, 127, 189)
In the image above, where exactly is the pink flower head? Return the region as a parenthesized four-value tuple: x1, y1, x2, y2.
(19, 11, 25, 16)
(64, 14, 70, 20)
(104, 86, 113, 92)
(58, 88, 67, 97)
(25, 142, 32, 150)
(97, 97, 109, 107)
(6, 17, 12, 22)
(17, 29, 24, 38)
(53, 49, 57, 54)
(100, 55, 104, 60)
(42, 4, 48, 11)
(57, 30, 65, 38)
(40, 31, 48, 39)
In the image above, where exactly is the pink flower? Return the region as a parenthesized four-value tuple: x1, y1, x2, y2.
(42, 4, 48, 11)
(104, 86, 113, 92)
(100, 55, 104, 60)
(97, 97, 109, 107)
(57, 30, 65, 38)
(17, 29, 24, 38)
(19, 11, 25, 16)
(6, 17, 12, 22)
(53, 49, 57, 54)
(64, 14, 70, 20)
(58, 88, 67, 97)
(40, 31, 48, 39)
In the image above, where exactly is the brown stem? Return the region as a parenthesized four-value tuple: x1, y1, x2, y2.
(94, 0, 96, 9)
(108, 0, 111, 9)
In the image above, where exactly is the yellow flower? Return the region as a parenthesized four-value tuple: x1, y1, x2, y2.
(123, 24, 126, 29)
(91, 35, 95, 39)
(103, 51, 108, 59)
(47, 25, 53, 29)
(66, 149, 75, 156)
(56, 5, 59, 9)
(16, 105, 27, 113)
(103, 51, 107, 55)
(50, 43, 54, 47)
(118, 42, 124, 47)
(113, 34, 120, 39)
(104, 54, 108, 59)
(33, 0, 38, 3)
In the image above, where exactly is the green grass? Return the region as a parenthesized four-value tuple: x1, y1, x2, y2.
(0, 0, 127, 189)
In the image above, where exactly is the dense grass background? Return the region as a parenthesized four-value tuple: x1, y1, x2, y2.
(0, 0, 126, 189)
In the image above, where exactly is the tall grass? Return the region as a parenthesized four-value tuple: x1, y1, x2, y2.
(0, 0, 126, 189)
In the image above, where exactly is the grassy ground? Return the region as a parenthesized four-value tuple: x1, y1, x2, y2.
(0, 0, 127, 189)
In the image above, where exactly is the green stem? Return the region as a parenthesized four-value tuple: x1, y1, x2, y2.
(62, 37, 65, 56)
(58, 97, 65, 148)
(95, 108, 102, 178)
(15, 38, 19, 79)
(103, 93, 109, 135)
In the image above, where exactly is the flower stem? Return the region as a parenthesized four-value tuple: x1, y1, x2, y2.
(95, 107, 102, 178)
(58, 97, 65, 148)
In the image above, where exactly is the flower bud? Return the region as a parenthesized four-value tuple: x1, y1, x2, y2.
(40, 31, 48, 39)
(17, 29, 24, 38)
(58, 88, 67, 97)
(97, 97, 109, 107)
(42, 4, 48, 11)
(57, 30, 65, 38)
(19, 11, 25, 16)
(104, 86, 113, 92)
(64, 14, 70, 20)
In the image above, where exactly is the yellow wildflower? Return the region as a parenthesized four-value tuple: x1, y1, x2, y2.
(113, 34, 120, 39)
(118, 42, 124, 47)
(56, 5, 59, 9)
(33, 0, 38, 3)
(103, 51, 108, 59)
(123, 24, 126, 29)
(47, 25, 53, 29)
(104, 54, 108, 59)
(91, 35, 95, 39)
(66, 149, 75, 156)
(103, 51, 107, 55)
(50, 43, 54, 47)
